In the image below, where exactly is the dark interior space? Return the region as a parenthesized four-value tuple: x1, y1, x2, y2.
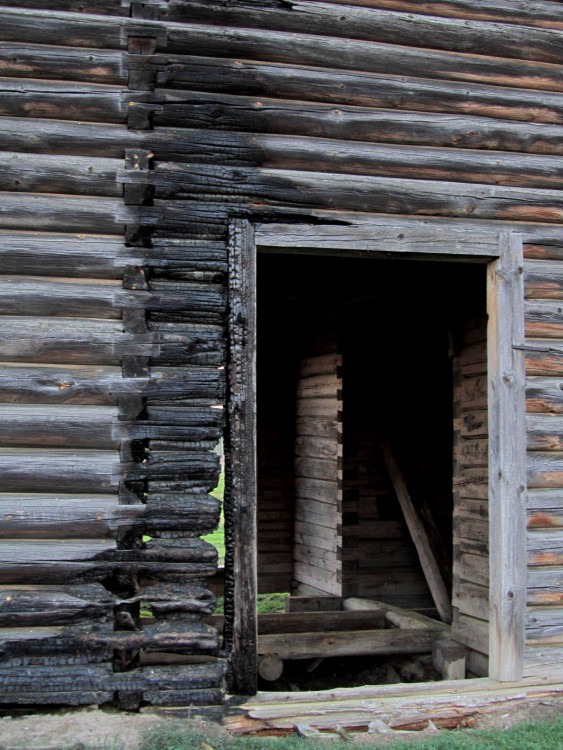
(254, 250, 488, 688)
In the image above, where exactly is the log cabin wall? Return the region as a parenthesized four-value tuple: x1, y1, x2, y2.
(0, 1, 227, 708)
(1, 0, 563, 701)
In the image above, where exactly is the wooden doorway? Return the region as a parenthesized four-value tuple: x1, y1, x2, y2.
(227, 219, 526, 694)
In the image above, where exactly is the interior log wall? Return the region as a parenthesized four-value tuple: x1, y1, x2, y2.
(1, 0, 563, 703)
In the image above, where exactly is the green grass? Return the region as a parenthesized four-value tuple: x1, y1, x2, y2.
(135, 717, 563, 750)
(204, 472, 225, 563)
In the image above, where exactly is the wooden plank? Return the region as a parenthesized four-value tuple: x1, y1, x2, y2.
(258, 610, 385, 634)
(453, 611, 489, 654)
(258, 627, 442, 660)
(295, 457, 338, 482)
(227, 218, 257, 695)
(486, 232, 527, 680)
(0, 278, 122, 319)
(381, 438, 452, 623)
(291, 561, 341, 596)
(165, 1, 563, 64)
(453, 581, 490, 621)
(0, 494, 143, 538)
(0, 583, 114, 626)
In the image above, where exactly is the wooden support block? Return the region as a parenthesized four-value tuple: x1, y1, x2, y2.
(432, 638, 469, 681)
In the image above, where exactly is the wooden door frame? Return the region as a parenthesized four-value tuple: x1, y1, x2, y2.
(227, 217, 526, 694)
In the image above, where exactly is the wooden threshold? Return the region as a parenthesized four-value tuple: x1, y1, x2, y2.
(223, 675, 563, 735)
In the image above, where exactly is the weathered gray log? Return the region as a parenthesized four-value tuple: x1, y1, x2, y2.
(258, 628, 444, 660)
(162, 1, 563, 64)
(0, 449, 121, 493)
(0, 78, 126, 123)
(0, 152, 121, 197)
(0, 42, 126, 84)
(0, 231, 134, 278)
(0, 494, 144, 538)
(156, 57, 563, 124)
(0, 318, 157, 365)
(0, 193, 133, 233)
(124, 165, 563, 223)
(0, 0, 129, 16)
(0, 364, 224, 405)
(163, 23, 563, 92)
(322, 0, 563, 28)
(0, 405, 118, 448)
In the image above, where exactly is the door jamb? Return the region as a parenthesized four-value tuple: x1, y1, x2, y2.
(227, 219, 526, 693)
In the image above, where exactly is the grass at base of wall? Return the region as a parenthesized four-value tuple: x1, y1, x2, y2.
(137, 717, 563, 750)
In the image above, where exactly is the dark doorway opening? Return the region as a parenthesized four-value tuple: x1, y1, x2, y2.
(254, 251, 488, 689)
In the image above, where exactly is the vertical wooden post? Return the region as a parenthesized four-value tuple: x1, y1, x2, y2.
(227, 219, 258, 694)
(487, 231, 526, 681)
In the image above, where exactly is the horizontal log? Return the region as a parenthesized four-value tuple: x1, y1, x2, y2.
(258, 627, 442, 659)
(0, 152, 121, 197)
(123, 165, 563, 223)
(0, 77, 126, 123)
(0, 193, 132, 234)
(525, 260, 563, 300)
(0, 231, 132, 279)
(322, 0, 563, 29)
(0, 494, 143, 538)
(0, 364, 224, 405)
(144, 493, 219, 533)
(143, 92, 563, 157)
(528, 530, 563, 566)
(163, 23, 563, 93)
(527, 415, 563, 450)
(525, 300, 563, 338)
(155, 56, 563, 124)
(0, 277, 226, 320)
(0, 583, 114, 626)
(0, 7, 127, 48)
(163, 1, 563, 64)
(295, 457, 338, 482)
(0, 0, 128, 14)
(0, 42, 125, 85)
(0, 317, 157, 365)
(0, 448, 121, 493)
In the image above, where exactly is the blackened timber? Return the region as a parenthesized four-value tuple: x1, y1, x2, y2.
(144, 493, 220, 533)
(161, 1, 563, 64)
(0, 584, 114, 627)
(0, 79, 126, 123)
(124, 165, 563, 223)
(0, 43, 126, 85)
(155, 58, 563, 124)
(0, 494, 144, 538)
(163, 24, 563, 93)
(0, 0, 129, 14)
(0, 153, 121, 197)
(148, 93, 563, 156)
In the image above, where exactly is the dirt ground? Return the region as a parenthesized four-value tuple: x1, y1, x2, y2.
(0, 697, 562, 750)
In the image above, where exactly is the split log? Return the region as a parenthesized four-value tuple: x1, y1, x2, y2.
(0, 584, 114, 627)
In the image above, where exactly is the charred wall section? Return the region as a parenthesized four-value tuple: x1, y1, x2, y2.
(1, 0, 563, 703)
